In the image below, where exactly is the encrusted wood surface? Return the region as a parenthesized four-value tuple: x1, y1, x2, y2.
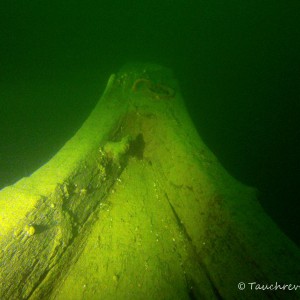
(0, 63, 299, 299)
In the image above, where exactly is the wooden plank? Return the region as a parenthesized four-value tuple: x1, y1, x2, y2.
(0, 63, 299, 299)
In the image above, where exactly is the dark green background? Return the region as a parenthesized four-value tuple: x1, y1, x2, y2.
(1, 1, 299, 245)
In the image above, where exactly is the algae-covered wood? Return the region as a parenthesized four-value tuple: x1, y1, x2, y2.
(0, 63, 299, 300)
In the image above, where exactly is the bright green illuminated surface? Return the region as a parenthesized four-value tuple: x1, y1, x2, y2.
(53, 158, 211, 299)
(1, 63, 299, 300)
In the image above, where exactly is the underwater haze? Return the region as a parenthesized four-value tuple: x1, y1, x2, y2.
(0, 0, 299, 246)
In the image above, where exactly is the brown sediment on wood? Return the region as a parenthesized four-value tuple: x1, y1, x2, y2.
(132, 78, 175, 100)
(1, 63, 300, 300)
